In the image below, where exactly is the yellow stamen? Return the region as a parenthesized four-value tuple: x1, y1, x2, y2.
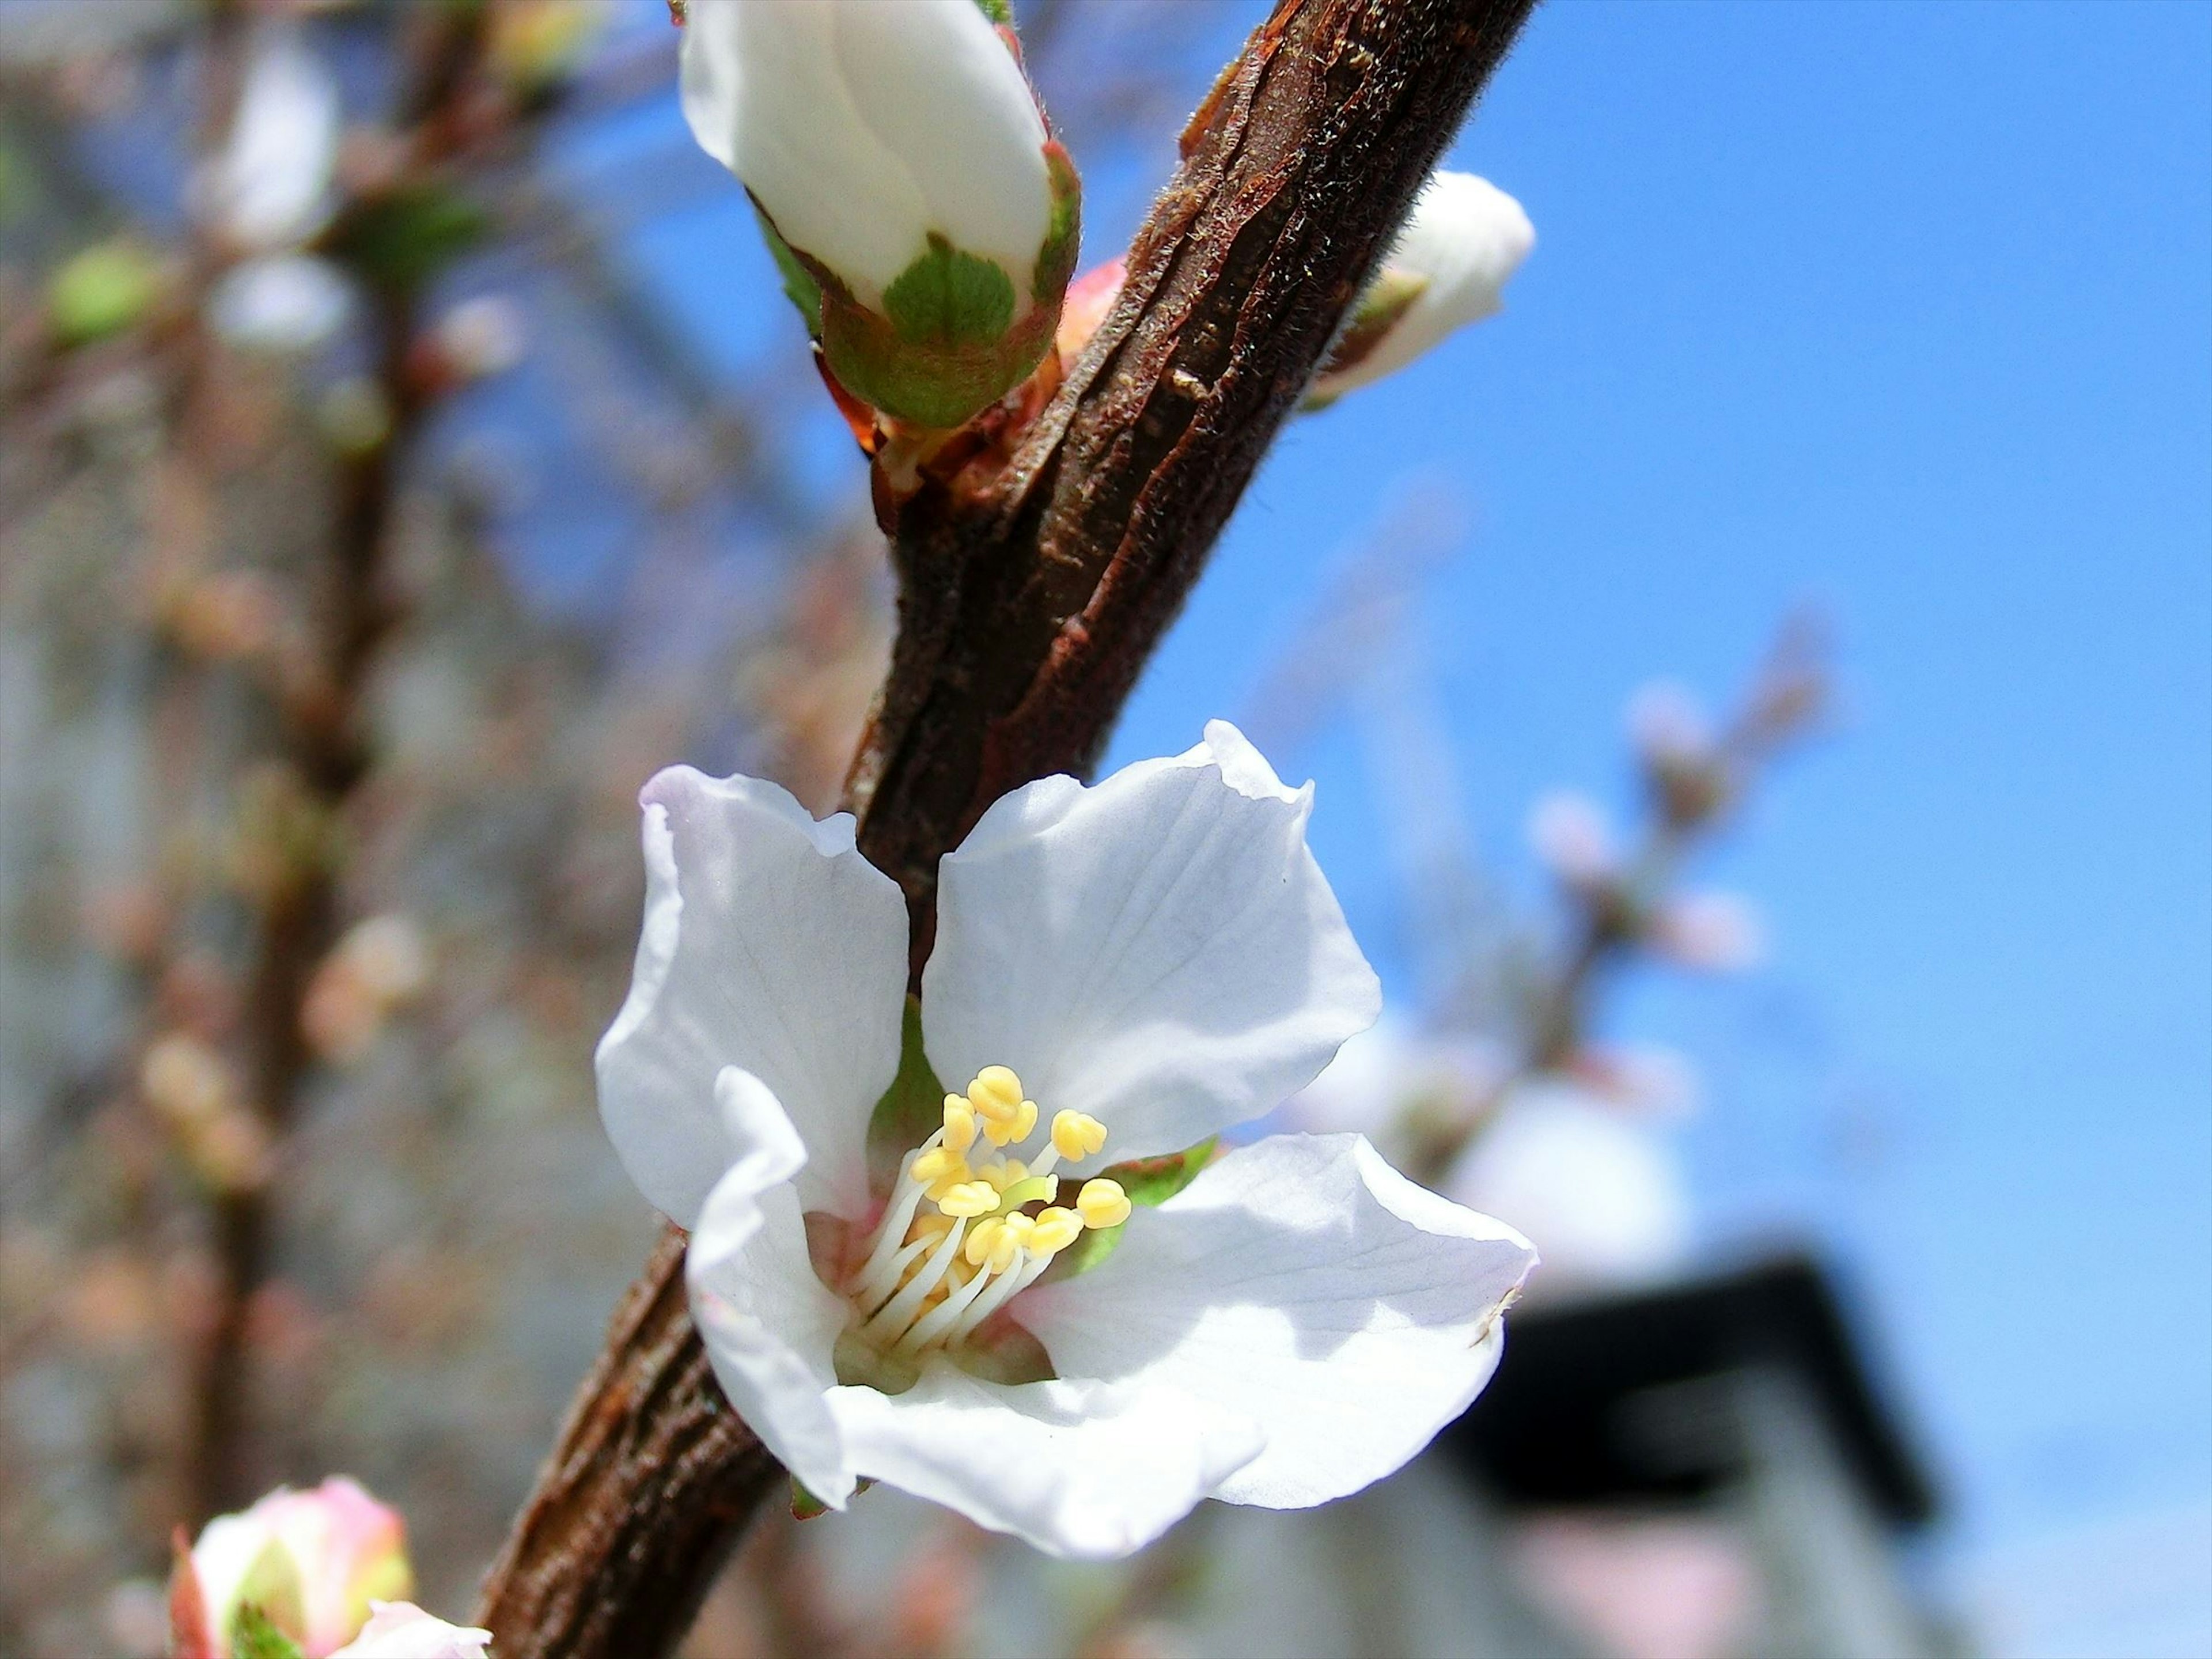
(911, 1145, 965, 1186)
(968, 1066, 1025, 1119)
(978, 1157, 1029, 1193)
(1029, 1206, 1084, 1255)
(941, 1096, 978, 1153)
(963, 1216, 1006, 1268)
(937, 1181, 1001, 1219)
(1051, 1110, 1109, 1161)
(985, 1212, 1035, 1274)
(1076, 1178, 1131, 1230)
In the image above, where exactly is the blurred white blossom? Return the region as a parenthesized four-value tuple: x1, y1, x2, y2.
(329, 1603, 492, 1659)
(1444, 1078, 1692, 1295)
(1650, 891, 1765, 972)
(195, 20, 340, 252)
(208, 254, 353, 353)
(1529, 789, 1618, 888)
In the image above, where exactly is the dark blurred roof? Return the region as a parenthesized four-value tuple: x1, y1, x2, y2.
(1443, 1253, 1937, 1527)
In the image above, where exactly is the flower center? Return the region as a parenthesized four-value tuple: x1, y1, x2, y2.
(839, 1066, 1130, 1366)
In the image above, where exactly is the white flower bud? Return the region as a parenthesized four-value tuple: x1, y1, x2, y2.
(1650, 891, 1765, 972)
(1529, 790, 1616, 888)
(1312, 170, 1533, 404)
(680, 0, 1080, 430)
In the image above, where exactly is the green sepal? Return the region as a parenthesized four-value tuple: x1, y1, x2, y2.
(970, 0, 1013, 22)
(1103, 1137, 1217, 1206)
(230, 1606, 307, 1659)
(1050, 1138, 1217, 1280)
(866, 998, 947, 1195)
(753, 201, 823, 336)
(224, 1540, 305, 1656)
(1305, 267, 1429, 407)
(884, 233, 1016, 350)
(790, 1473, 873, 1520)
(1032, 142, 1082, 310)
(230, 1605, 307, 1659)
(326, 184, 487, 298)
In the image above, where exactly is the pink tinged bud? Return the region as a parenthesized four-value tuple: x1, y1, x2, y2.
(1650, 892, 1765, 973)
(1310, 170, 1533, 404)
(679, 0, 1080, 430)
(182, 1478, 415, 1657)
(1528, 791, 1617, 888)
(1626, 680, 1718, 770)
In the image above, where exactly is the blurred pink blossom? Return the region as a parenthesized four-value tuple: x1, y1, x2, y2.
(1650, 891, 1765, 972)
(1528, 790, 1617, 887)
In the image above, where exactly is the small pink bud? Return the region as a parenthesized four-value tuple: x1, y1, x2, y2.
(179, 1478, 415, 1657)
(1528, 791, 1616, 888)
(1650, 892, 1764, 973)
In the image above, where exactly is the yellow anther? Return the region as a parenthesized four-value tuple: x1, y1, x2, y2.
(1029, 1206, 1084, 1255)
(978, 1157, 1029, 1193)
(986, 1213, 1035, 1273)
(1012, 1099, 1039, 1142)
(1076, 1178, 1132, 1230)
(968, 1066, 1025, 1119)
(978, 1096, 1039, 1148)
(936, 1181, 1001, 1219)
(963, 1217, 1006, 1268)
(910, 1145, 966, 1186)
(1051, 1110, 1109, 1161)
(941, 1096, 978, 1154)
(910, 1209, 955, 1244)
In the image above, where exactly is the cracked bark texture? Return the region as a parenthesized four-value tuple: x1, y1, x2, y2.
(475, 1, 1537, 1653)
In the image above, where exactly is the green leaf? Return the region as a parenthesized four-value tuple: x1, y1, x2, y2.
(753, 203, 823, 336)
(882, 234, 1016, 349)
(970, 0, 1013, 21)
(229, 1605, 306, 1659)
(866, 998, 946, 1193)
(328, 184, 487, 297)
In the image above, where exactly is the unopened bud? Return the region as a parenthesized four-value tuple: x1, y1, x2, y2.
(1310, 171, 1532, 405)
(1649, 891, 1764, 972)
(1528, 791, 1616, 888)
(679, 0, 1081, 430)
(177, 1478, 412, 1657)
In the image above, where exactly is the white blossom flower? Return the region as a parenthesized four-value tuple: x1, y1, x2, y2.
(1444, 1078, 1691, 1295)
(195, 19, 341, 253)
(679, 0, 1080, 430)
(1312, 170, 1533, 405)
(600, 722, 1536, 1557)
(329, 1603, 491, 1659)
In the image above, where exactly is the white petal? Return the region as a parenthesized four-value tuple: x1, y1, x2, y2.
(329, 1603, 491, 1659)
(687, 1068, 862, 1507)
(1021, 1133, 1536, 1510)
(923, 721, 1380, 1173)
(207, 255, 353, 353)
(827, 1364, 1261, 1559)
(1320, 171, 1533, 400)
(680, 0, 1051, 310)
(597, 766, 907, 1225)
(196, 20, 340, 251)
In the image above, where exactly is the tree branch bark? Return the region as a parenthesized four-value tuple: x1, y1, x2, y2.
(476, 0, 1537, 1651)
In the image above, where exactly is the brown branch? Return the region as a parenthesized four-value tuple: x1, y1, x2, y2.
(475, 1, 1537, 1652)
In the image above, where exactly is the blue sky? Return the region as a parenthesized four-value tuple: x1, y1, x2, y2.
(603, 0, 2211, 1594)
(1109, 0, 2212, 1564)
